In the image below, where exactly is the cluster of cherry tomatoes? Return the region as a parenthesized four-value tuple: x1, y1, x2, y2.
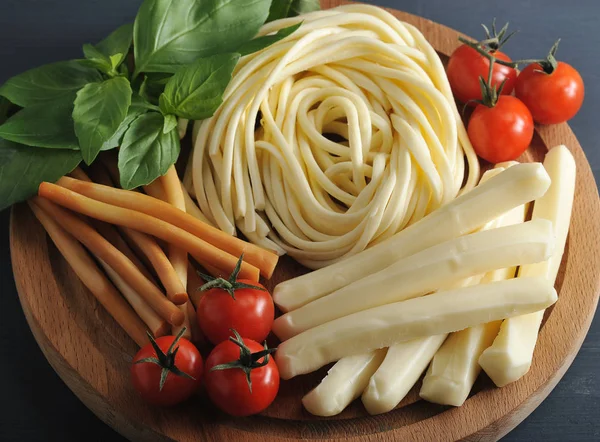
(130, 256, 279, 416)
(446, 22, 584, 164)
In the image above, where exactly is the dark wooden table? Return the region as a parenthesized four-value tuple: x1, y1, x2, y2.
(0, 1, 598, 440)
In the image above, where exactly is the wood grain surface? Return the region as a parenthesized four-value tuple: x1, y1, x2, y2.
(9, 1, 600, 441)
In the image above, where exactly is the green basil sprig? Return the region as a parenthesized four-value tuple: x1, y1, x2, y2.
(82, 24, 133, 77)
(95, 23, 134, 65)
(158, 53, 241, 120)
(0, 0, 318, 210)
(73, 77, 133, 164)
(102, 94, 150, 151)
(133, 0, 271, 75)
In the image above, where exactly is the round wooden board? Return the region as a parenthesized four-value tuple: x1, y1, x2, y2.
(10, 1, 600, 441)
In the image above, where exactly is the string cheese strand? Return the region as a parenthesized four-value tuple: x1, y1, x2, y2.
(189, 5, 478, 269)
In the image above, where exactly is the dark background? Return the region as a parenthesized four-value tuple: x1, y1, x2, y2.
(0, 1, 598, 441)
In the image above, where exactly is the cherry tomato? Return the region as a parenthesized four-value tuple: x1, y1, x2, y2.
(205, 334, 279, 416)
(131, 330, 203, 406)
(467, 95, 534, 163)
(197, 278, 274, 345)
(515, 61, 584, 124)
(447, 45, 517, 104)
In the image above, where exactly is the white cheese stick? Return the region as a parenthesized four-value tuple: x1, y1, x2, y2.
(302, 349, 387, 417)
(362, 335, 447, 415)
(273, 219, 554, 340)
(319, 169, 505, 417)
(274, 163, 551, 312)
(300, 165, 517, 415)
(479, 145, 576, 387)
(419, 201, 527, 406)
(360, 169, 523, 414)
(361, 276, 482, 416)
(275, 276, 558, 379)
(420, 322, 501, 406)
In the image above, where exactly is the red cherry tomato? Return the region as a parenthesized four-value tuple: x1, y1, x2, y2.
(205, 335, 279, 416)
(515, 61, 584, 124)
(447, 45, 517, 104)
(131, 331, 203, 406)
(197, 278, 274, 345)
(467, 95, 534, 163)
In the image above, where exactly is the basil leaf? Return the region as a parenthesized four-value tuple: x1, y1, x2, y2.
(73, 77, 132, 164)
(79, 58, 112, 74)
(0, 96, 79, 149)
(83, 44, 110, 64)
(101, 112, 142, 151)
(139, 73, 172, 104)
(267, 0, 319, 21)
(0, 139, 81, 211)
(163, 115, 178, 134)
(109, 54, 125, 69)
(96, 23, 133, 63)
(158, 53, 240, 120)
(133, 0, 270, 75)
(83, 24, 133, 75)
(82, 44, 113, 74)
(118, 112, 179, 189)
(0, 60, 102, 107)
(238, 23, 301, 56)
(101, 98, 148, 151)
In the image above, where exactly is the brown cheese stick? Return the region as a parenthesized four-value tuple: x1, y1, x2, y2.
(185, 301, 206, 346)
(143, 180, 167, 201)
(39, 181, 260, 281)
(181, 183, 214, 227)
(184, 264, 208, 345)
(32, 196, 185, 326)
(28, 200, 149, 347)
(75, 164, 158, 282)
(94, 222, 157, 283)
(200, 261, 228, 278)
(118, 225, 157, 277)
(173, 303, 193, 340)
(96, 257, 170, 337)
(55, 177, 278, 278)
(69, 167, 92, 182)
(86, 165, 161, 284)
(187, 262, 206, 309)
(160, 166, 191, 339)
(71, 167, 224, 279)
(120, 227, 188, 305)
(159, 167, 188, 286)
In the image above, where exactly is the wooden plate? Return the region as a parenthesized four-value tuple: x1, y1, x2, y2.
(10, 1, 600, 441)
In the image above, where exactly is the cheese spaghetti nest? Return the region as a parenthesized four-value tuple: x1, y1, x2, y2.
(188, 4, 479, 269)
